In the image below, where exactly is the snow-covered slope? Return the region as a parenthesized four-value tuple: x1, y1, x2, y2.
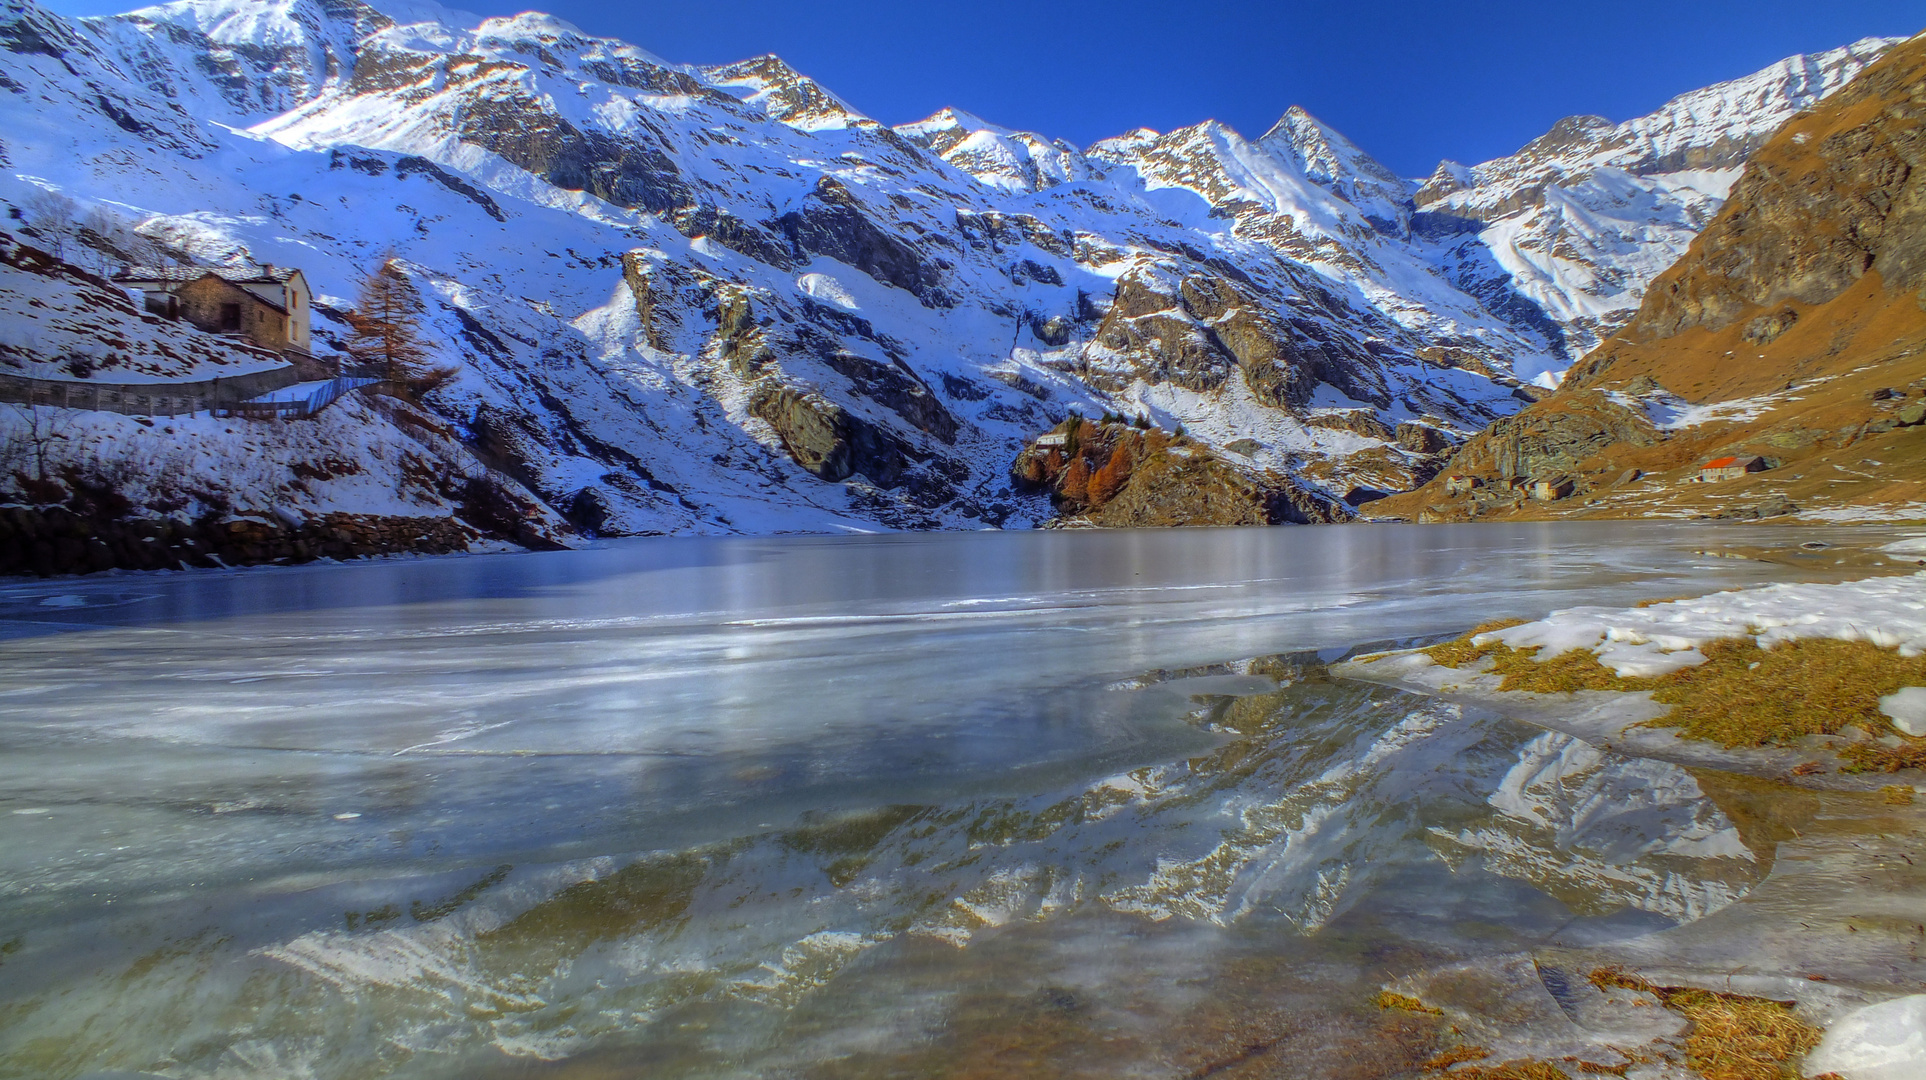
(0, 0, 1894, 534)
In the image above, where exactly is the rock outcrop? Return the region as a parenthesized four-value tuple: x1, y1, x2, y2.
(1012, 419, 1350, 527)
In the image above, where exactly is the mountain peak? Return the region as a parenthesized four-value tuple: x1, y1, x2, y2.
(702, 54, 862, 129)
(1256, 104, 1410, 225)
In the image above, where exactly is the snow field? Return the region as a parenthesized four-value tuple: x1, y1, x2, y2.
(1474, 569, 1926, 677)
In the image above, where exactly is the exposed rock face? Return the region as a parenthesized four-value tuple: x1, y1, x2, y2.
(1012, 420, 1349, 527)
(0, 504, 536, 577)
(1427, 393, 1660, 481)
(1594, 38, 1926, 351)
(1378, 34, 1926, 524)
(748, 383, 913, 486)
(778, 178, 948, 305)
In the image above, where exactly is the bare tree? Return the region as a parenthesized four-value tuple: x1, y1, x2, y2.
(79, 205, 126, 277)
(22, 191, 77, 261)
(1, 402, 72, 498)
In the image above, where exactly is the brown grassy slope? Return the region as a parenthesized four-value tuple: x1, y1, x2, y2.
(1373, 32, 1926, 523)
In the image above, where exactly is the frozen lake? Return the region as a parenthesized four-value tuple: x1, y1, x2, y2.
(0, 522, 1910, 1079)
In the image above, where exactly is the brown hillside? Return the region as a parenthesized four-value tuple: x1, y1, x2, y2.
(1375, 31, 1926, 525)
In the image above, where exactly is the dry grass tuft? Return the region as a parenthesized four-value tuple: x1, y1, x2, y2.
(1423, 1044, 1492, 1070)
(1422, 624, 1926, 769)
(1587, 969, 1819, 1080)
(1488, 646, 1623, 694)
(1847, 740, 1926, 773)
(1422, 619, 1527, 667)
(1662, 987, 1820, 1080)
(1443, 1061, 1571, 1080)
(1376, 990, 1442, 1014)
(1644, 638, 1926, 750)
(1882, 784, 1918, 804)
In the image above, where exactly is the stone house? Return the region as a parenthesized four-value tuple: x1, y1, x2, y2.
(1443, 474, 1482, 495)
(1699, 455, 1767, 482)
(115, 264, 313, 356)
(1530, 477, 1574, 501)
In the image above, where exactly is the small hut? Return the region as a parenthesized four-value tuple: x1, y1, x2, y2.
(1699, 455, 1766, 482)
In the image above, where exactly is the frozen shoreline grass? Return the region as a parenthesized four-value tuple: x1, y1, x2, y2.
(1589, 969, 1820, 1080)
(1420, 630, 1926, 772)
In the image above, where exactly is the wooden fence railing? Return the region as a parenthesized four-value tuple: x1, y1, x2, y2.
(0, 365, 300, 417)
(213, 373, 386, 420)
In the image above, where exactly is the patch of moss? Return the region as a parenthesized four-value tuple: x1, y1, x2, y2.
(1376, 990, 1442, 1014)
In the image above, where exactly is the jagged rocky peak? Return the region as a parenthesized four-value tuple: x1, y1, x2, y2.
(895, 106, 1092, 192)
(1417, 37, 1901, 221)
(702, 53, 860, 129)
(1085, 126, 1162, 162)
(1257, 105, 1411, 225)
(1413, 159, 1473, 204)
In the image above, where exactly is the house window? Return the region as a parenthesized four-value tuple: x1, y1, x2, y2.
(220, 303, 242, 330)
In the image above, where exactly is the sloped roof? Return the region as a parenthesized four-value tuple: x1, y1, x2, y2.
(115, 264, 300, 286)
(1702, 455, 1763, 469)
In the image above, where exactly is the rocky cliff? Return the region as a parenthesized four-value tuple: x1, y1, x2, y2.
(1012, 417, 1351, 527)
(1375, 32, 1926, 525)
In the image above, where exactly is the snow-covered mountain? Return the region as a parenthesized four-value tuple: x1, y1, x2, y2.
(0, 0, 1896, 535)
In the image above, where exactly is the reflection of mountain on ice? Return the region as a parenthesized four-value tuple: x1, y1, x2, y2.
(0, 675, 1761, 1076)
(1431, 731, 1755, 921)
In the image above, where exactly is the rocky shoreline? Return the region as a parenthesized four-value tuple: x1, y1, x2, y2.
(0, 501, 566, 577)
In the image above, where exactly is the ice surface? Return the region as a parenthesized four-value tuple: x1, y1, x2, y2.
(0, 522, 1915, 1077)
(1807, 994, 1926, 1080)
(1880, 687, 1926, 737)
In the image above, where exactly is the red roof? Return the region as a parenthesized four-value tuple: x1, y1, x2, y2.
(1703, 456, 1741, 469)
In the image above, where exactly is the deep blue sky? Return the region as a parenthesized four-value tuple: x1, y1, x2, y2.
(48, 0, 1924, 176)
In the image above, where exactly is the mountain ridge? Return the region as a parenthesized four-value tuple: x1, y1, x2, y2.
(0, 0, 1902, 545)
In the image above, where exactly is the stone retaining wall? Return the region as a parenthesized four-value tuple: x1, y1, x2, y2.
(0, 365, 300, 417)
(0, 505, 481, 577)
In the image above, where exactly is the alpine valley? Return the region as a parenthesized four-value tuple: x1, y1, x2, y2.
(0, 0, 1906, 556)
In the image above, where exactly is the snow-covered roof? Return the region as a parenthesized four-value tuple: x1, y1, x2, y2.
(115, 264, 302, 286)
